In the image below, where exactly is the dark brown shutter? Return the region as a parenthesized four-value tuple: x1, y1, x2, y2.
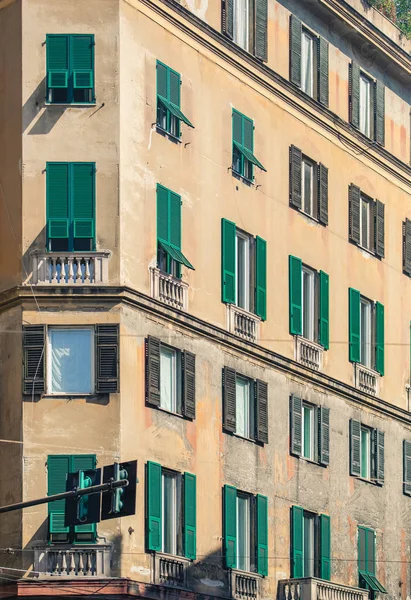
(318, 163, 328, 226)
(403, 440, 411, 496)
(255, 0, 268, 61)
(349, 419, 361, 477)
(96, 324, 119, 393)
(145, 336, 161, 407)
(223, 366, 236, 433)
(373, 429, 385, 485)
(290, 145, 302, 210)
(317, 37, 329, 107)
(403, 219, 411, 276)
(222, 0, 233, 39)
(290, 15, 302, 87)
(374, 200, 385, 259)
(318, 407, 330, 466)
(23, 325, 45, 395)
(349, 62, 360, 129)
(255, 379, 268, 444)
(374, 80, 385, 146)
(290, 394, 302, 457)
(182, 351, 196, 420)
(349, 184, 361, 245)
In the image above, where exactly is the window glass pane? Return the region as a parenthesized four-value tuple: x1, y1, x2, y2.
(233, 0, 249, 51)
(236, 376, 252, 438)
(303, 513, 315, 577)
(236, 233, 250, 311)
(162, 472, 177, 555)
(301, 32, 314, 97)
(302, 160, 314, 216)
(49, 328, 92, 394)
(359, 75, 371, 137)
(360, 299, 371, 368)
(360, 197, 370, 250)
(237, 494, 250, 571)
(302, 268, 315, 341)
(161, 347, 174, 412)
(303, 405, 314, 460)
(361, 428, 370, 479)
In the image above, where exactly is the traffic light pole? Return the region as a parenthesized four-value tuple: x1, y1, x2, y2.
(0, 479, 129, 514)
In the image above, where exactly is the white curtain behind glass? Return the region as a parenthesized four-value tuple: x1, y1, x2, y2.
(359, 75, 371, 137)
(301, 33, 314, 97)
(234, 0, 249, 51)
(236, 377, 250, 438)
(160, 348, 174, 412)
(50, 329, 92, 394)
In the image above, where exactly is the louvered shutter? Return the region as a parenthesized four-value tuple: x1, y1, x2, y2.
(374, 80, 385, 146)
(169, 191, 182, 250)
(157, 184, 169, 244)
(320, 514, 331, 580)
(221, 218, 236, 304)
(48, 455, 70, 535)
(350, 419, 361, 477)
(47, 163, 70, 241)
(243, 116, 254, 152)
(318, 406, 330, 466)
(289, 255, 302, 336)
(223, 485, 237, 569)
(349, 184, 361, 245)
(184, 472, 196, 560)
(232, 110, 243, 146)
(318, 163, 328, 226)
(290, 16, 302, 87)
(256, 494, 268, 576)
(290, 394, 303, 457)
(222, 0, 234, 39)
(403, 219, 411, 276)
(318, 37, 329, 107)
(374, 429, 384, 485)
(169, 69, 181, 109)
(375, 302, 384, 376)
(182, 351, 196, 420)
(319, 271, 329, 350)
(145, 336, 161, 407)
(23, 325, 45, 395)
(366, 528, 376, 575)
(95, 325, 119, 393)
(349, 288, 361, 363)
(223, 366, 236, 433)
(403, 440, 411, 496)
(291, 506, 304, 578)
(156, 61, 168, 100)
(146, 461, 162, 551)
(71, 35, 94, 90)
(255, 0, 268, 61)
(255, 236, 267, 321)
(72, 455, 97, 535)
(72, 163, 95, 241)
(255, 379, 268, 444)
(47, 35, 69, 89)
(289, 146, 302, 210)
(349, 62, 360, 129)
(374, 200, 385, 259)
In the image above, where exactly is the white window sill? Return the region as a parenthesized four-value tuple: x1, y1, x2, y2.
(299, 209, 320, 225)
(44, 102, 97, 107)
(156, 406, 185, 420)
(43, 392, 96, 398)
(232, 432, 256, 444)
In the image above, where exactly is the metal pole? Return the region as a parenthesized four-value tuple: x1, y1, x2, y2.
(0, 479, 129, 514)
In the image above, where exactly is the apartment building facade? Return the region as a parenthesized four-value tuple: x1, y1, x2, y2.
(0, 0, 411, 598)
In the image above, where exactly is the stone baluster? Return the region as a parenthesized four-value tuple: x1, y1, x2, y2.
(67, 551, 75, 574)
(85, 258, 91, 283)
(61, 551, 67, 575)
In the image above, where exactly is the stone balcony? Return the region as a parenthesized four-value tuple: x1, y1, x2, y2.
(354, 363, 380, 395)
(30, 250, 111, 285)
(295, 337, 323, 370)
(227, 304, 261, 343)
(33, 544, 112, 578)
(278, 578, 369, 600)
(150, 267, 189, 311)
(151, 552, 191, 588)
(230, 569, 261, 600)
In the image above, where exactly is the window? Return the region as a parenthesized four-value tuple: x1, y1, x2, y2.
(233, 0, 252, 52)
(47, 454, 96, 543)
(289, 16, 329, 107)
(145, 336, 196, 420)
(291, 506, 331, 580)
(223, 485, 268, 575)
(349, 62, 385, 145)
(359, 74, 372, 138)
(46, 34, 94, 104)
(156, 184, 194, 278)
(232, 109, 266, 183)
(301, 157, 317, 219)
(359, 195, 373, 251)
(349, 185, 385, 258)
(146, 462, 196, 560)
(290, 395, 330, 466)
(47, 162, 95, 253)
(223, 367, 268, 444)
(358, 527, 386, 595)
(349, 420, 385, 485)
(221, 219, 267, 321)
(348, 289, 384, 376)
(289, 147, 328, 225)
(222, 0, 268, 61)
(23, 324, 119, 396)
(156, 61, 193, 138)
(289, 256, 329, 350)
(360, 297, 372, 368)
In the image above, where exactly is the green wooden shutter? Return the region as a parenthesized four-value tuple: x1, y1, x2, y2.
(318, 406, 330, 466)
(403, 220, 411, 276)
(47, 35, 69, 89)
(23, 325, 45, 395)
(47, 163, 70, 240)
(72, 455, 97, 535)
(72, 163, 95, 241)
(289, 146, 302, 210)
(221, 218, 236, 304)
(232, 110, 243, 146)
(320, 514, 331, 580)
(146, 461, 162, 552)
(366, 529, 375, 575)
(223, 485, 237, 569)
(145, 337, 161, 407)
(358, 526, 366, 573)
(255, 0, 268, 61)
(375, 302, 384, 376)
(48, 455, 70, 535)
(319, 271, 329, 350)
(169, 191, 182, 250)
(318, 37, 329, 107)
(169, 69, 181, 108)
(289, 255, 302, 335)
(374, 200, 385, 259)
(318, 163, 328, 226)
(349, 288, 361, 363)
(290, 16, 302, 87)
(71, 35, 94, 89)
(291, 505, 304, 578)
(256, 494, 268, 576)
(157, 184, 169, 244)
(403, 440, 411, 496)
(374, 80, 385, 146)
(184, 472, 196, 560)
(243, 116, 254, 152)
(290, 394, 303, 457)
(156, 61, 168, 100)
(255, 236, 267, 321)
(350, 62, 360, 129)
(349, 184, 361, 245)
(350, 419, 361, 477)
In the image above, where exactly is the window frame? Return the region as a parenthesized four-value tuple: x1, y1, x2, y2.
(301, 28, 318, 99)
(159, 344, 182, 415)
(359, 194, 374, 253)
(301, 156, 318, 220)
(359, 72, 373, 139)
(302, 402, 316, 461)
(301, 265, 317, 342)
(360, 425, 372, 480)
(235, 228, 253, 312)
(233, 0, 255, 53)
(359, 296, 374, 369)
(302, 510, 320, 578)
(235, 374, 255, 440)
(236, 490, 256, 573)
(161, 468, 183, 557)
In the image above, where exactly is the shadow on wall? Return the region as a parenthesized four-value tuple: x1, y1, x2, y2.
(21, 225, 46, 285)
(23, 77, 65, 135)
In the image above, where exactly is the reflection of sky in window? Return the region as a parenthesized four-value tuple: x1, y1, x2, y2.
(50, 329, 92, 394)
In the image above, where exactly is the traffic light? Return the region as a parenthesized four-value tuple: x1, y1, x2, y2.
(101, 460, 137, 520)
(65, 468, 101, 527)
